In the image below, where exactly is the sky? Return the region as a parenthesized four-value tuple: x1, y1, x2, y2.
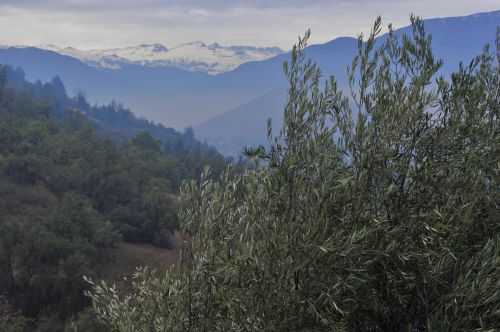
(0, 0, 499, 50)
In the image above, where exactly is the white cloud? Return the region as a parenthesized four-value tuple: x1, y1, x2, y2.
(0, 0, 498, 49)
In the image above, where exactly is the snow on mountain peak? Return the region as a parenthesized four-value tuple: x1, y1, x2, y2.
(139, 43, 169, 52)
(38, 42, 284, 74)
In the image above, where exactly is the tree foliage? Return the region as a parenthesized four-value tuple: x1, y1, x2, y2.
(90, 19, 500, 331)
(0, 61, 226, 330)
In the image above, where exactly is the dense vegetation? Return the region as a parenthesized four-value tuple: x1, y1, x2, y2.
(5, 66, 226, 172)
(90, 18, 500, 331)
(0, 66, 226, 330)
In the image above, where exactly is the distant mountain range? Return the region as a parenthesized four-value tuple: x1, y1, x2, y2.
(35, 42, 284, 75)
(0, 10, 498, 156)
(196, 10, 500, 155)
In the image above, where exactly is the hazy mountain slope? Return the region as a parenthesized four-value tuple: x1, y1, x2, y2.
(196, 89, 288, 156)
(0, 47, 249, 127)
(196, 10, 500, 156)
(2, 64, 224, 163)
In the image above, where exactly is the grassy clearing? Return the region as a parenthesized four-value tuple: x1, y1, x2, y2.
(101, 233, 183, 281)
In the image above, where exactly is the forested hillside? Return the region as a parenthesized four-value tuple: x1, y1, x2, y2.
(0, 66, 226, 331)
(4, 65, 225, 167)
(90, 18, 500, 331)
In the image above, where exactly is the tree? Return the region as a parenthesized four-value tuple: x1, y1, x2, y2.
(87, 19, 500, 331)
(0, 296, 30, 332)
(0, 44, 227, 332)
(131, 131, 162, 153)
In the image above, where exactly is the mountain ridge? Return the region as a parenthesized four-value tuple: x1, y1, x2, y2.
(37, 42, 284, 75)
(195, 10, 500, 155)
(0, 10, 498, 139)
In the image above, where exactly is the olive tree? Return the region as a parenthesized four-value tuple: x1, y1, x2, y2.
(88, 18, 500, 332)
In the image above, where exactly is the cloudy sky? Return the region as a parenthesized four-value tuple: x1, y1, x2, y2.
(0, 0, 499, 50)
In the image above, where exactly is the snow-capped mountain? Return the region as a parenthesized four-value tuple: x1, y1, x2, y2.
(40, 42, 284, 74)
